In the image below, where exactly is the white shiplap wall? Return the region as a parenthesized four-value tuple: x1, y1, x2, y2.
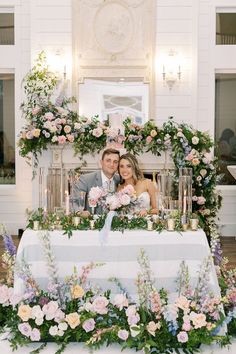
(0, 0, 235, 235)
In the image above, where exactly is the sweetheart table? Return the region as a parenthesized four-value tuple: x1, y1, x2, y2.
(14, 228, 220, 302)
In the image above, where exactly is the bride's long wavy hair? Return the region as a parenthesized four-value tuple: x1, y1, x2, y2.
(118, 153, 144, 184)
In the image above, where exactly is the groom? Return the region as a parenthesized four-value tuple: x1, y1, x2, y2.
(73, 148, 120, 214)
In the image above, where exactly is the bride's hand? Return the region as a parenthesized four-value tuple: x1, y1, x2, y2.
(138, 209, 148, 217)
(149, 208, 159, 215)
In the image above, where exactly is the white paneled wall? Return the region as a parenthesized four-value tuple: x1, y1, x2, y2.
(0, 0, 235, 235)
(155, 0, 198, 127)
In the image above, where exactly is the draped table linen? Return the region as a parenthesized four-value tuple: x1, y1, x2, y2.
(14, 228, 220, 302)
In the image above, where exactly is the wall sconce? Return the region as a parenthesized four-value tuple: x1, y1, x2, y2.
(162, 50, 181, 90)
(47, 49, 67, 81)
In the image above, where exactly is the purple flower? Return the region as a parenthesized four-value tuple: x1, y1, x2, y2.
(2, 234, 16, 256)
(18, 323, 32, 337)
(30, 328, 41, 341)
(39, 296, 50, 306)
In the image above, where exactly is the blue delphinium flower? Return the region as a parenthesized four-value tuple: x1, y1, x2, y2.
(2, 233, 16, 256)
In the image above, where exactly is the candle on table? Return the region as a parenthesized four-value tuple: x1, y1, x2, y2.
(44, 189, 47, 212)
(167, 218, 175, 231)
(65, 190, 70, 215)
(147, 220, 153, 231)
(183, 188, 187, 215)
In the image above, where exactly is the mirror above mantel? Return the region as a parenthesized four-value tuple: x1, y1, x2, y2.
(72, 0, 156, 121)
(78, 78, 149, 125)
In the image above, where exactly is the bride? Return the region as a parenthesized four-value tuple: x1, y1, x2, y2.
(117, 153, 158, 215)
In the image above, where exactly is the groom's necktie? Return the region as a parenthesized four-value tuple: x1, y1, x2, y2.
(106, 179, 113, 192)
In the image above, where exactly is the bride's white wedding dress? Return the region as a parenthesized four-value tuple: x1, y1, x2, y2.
(137, 191, 151, 210)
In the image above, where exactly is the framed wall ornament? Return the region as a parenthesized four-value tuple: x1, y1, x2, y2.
(72, 0, 155, 82)
(93, 2, 134, 55)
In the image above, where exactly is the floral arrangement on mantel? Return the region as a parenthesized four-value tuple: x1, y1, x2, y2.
(0, 230, 235, 354)
(18, 52, 221, 262)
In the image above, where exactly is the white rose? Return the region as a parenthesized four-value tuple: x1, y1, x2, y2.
(192, 136, 199, 145)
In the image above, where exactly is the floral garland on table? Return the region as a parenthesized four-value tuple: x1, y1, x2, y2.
(0, 231, 235, 354)
(18, 53, 221, 261)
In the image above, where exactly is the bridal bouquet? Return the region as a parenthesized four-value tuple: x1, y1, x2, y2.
(88, 184, 138, 214)
(105, 185, 137, 211)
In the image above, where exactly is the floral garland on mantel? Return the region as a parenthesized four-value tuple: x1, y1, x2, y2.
(18, 53, 222, 262)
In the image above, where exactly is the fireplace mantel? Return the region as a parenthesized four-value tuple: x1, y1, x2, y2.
(32, 145, 174, 210)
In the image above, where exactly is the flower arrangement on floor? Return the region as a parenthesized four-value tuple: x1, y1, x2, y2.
(1, 231, 235, 354)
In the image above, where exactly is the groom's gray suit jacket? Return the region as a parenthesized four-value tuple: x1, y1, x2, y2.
(73, 170, 120, 214)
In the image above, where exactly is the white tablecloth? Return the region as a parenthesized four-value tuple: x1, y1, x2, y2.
(0, 339, 235, 354)
(15, 228, 220, 301)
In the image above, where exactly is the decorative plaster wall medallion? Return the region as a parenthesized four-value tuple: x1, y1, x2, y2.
(125, 0, 146, 7)
(80, 0, 104, 7)
(94, 1, 134, 54)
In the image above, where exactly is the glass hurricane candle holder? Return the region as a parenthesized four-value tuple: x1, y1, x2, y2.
(72, 216, 80, 227)
(90, 219, 95, 229)
(147, 220, 153, 231)
(182, 223, 189, 231)
(167, 218, 175, 231)
(178, 175, 192, 218)
(33, 220, 39, 231)
(190, 218, 199, 231)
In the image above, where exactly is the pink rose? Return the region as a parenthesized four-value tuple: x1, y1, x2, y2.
(122, 184, 135, 196)
(42, 300, 59, 320)
(45, 112, 54, 121)
(177, 331, 188, 343)
(32, 106, 40, 115)
(26, 131, 34, 139)
(64, 125, 71, 134)
(66, 134, 74, 143)
(175, 296, 190, 313)
(119, 194, 131, 206)
(190, 312, 207, 329)
(57, 135, 66, 144)
(197, 196, 206, 205)
(127, 313, 140, 325)
(146, 136, 152, 143)
(182, 321, 192, 331)
(113, 294, 129, 310)
(92, 296, 109, 315)
(186, 153, 194, 161)
(126, 305, 137, 317)
(118, 329, 129, 340)
(92, 127, 103, 138)
(82, 318, 95, 332)
(0, 284, 11, 304)
(146, 321, 159, 336)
